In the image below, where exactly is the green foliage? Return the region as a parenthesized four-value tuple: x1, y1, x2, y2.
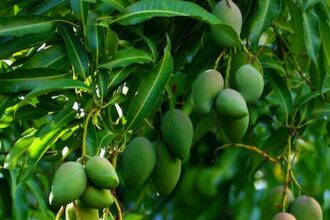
(0, 0, 330, 219)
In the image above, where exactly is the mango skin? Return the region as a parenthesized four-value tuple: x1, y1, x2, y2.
(289, 196, 322, 220)
(192, 69, 224, 114)
(122, 137, 156, 188)
(85, 156, 119, 189)
(271, 212, 296, 220)
(65, 201, 99, 220)
(261, 186, 294, 220)
(215, 88, 248, 118)
(220, 114, 249, 142)
(211, 0, 242, 47)
(49, 161, 87, 207)
(161, 109, 193, 160)
(80, 185, 114, 209)
(151, 141, 181, 195)
(196, 167, 218, 198)
(235, 64, 264, 103)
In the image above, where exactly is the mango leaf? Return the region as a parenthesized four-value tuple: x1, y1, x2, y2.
(0, 32, 56, 59)
(99, 48, 153, 69)
(192, 111, 218, 145)
(0, 68, 69, 93)
(101, 0, 129, 12)
(132, 28, 158, 61)
(29, 0, 67, 15)
(97, 69, 108, 102)
(59, 25, 89, 80)
(0, 15, 54, 37)
(320, 19, 330, 67)
(70, 0, 88, 23)
(249, 0, 281, 49)
(302, 10, 321, 66)
(112, 0, 221, 25)
(107, 66, 135, 89)
(86, 121, 100, 156)
(86, 11, 104, 65)
(266, 72, 292, 124)
(18, 79, 91, 107)
(98, 130, 115, 148)
(303, 0, 320, 10)
(126, 35, 173, 129)
(22, 45, 68, 69)
(104, 29, 119, 58)
(287, 0, 305, 53)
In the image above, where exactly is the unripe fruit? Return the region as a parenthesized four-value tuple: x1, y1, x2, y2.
(122, 137, 156, 188)
(161, 109, 193, 160)
(80, 185, 114, 209)
(196, 167, 218, 198)
(191, 69, 224, 114)
(220, 114, 249, 142)
(151, 141, 181, 195)
(261, 186, 294, 220)
(215, 88, 248, 118)
(85, 156, 119, 189)
(235, 64, 264, 103)
(211, 0, 242, 47)
(49, 162, 87, 207)
(65, 201, 99, 220)
(290, 196, 322, 220)
(271, 212, 296, 220)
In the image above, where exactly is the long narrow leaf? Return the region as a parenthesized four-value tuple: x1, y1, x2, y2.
(112, 0, 221, 25)
(126, 35, 173, 129)
(0, 15, 54, 37)
(102, 0, 129, 12)
(86, 11, 104, 65)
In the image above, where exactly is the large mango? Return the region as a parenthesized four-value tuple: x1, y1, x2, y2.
(290, 196, 322, 220)
(49, 161, 87, 207)
(151, 141, 181, 195)
(122, 137, 156, 188)
(161, 109, 193, 160)
(191, 69, 224, 114)
(85, 156, 119, 189)
(220, 113, 249, 142)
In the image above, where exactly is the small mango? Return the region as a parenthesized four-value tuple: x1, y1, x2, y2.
(289, 196, 322, 220)
(220, 114, 249, 142)
(80, 185, 114, 209)
(161, 109, 193, 160)
(271, 212, 296, 220)
(215, 88, 248, 118)
(65, 201, 99, 220)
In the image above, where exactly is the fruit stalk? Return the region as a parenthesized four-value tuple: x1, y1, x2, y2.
(282, 135, 293, 212)
(55, 205, 65, 220)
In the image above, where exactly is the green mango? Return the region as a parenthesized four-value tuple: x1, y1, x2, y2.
(211, 0, 242, 47)
(271, 212, 296, 220)
(80, 185, 114, 209)
(191, 69, 224, 114)
(122, 137, 156, 188)
(85, 156, 119, 189)
(49, 161, 87, 207)
(215, 88, 248, 118)
(151, 141, 181, 195)
(220, 113, 249, 142)
(235, 64, 264, 103)
(161, 109, 193, 160)
(195, 167, 218, 198)
(261, 186, 294, 220)
(289, 196, 322, 220)
(65, 201, 99, 220)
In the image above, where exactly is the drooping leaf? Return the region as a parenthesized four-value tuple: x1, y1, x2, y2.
(320, 19, 330, 67)
(112, 0, 221, 25)
(0, 15, 54, 37)
(104, 28, 119, 58)
(97, 69, 108, 102)
(0, 68, 69, 93)
(302, 10, 321, 66)
(59, 25, 90, 80)
(125, 35, 173, 129)
(99, 48, 153, 69)
(249, 0, 281, 49)
(107, 66, 135, 89)
(86, 121, 100, 156)
(70, 0, 88, 23)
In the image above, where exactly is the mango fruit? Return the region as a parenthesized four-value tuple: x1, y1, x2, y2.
(151, 141, 181, 195)
(161, 109, 193, 160)
(80, 185, 114, 209)
(235, 64, 264, 103)
(49, 161, 87, 207)
(191, 69, 224, 114)
(220, 114, 249, 142)
(195, 167, 218, 198)
(271, 212, 296, 220)
(289, 196, 322, 220)
(211, 0, 242, 47)
(261, 186, 294, 220)
(85, 156, 119, 189)
(122, 137, 156, 188)
(65, 201, 99, 220)
(216, 88, 248, 118)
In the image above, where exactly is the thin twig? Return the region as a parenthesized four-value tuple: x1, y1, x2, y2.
(55, 206, 65, 220)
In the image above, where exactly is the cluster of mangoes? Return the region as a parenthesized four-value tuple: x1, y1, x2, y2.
(121, 108, 193, 195)
(261, 186, 323, 220)
(49, 156, 119, 220)
(192, 65, 263, 142)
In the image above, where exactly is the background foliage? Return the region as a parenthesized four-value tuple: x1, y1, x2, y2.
(1, 0, 330, 219)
